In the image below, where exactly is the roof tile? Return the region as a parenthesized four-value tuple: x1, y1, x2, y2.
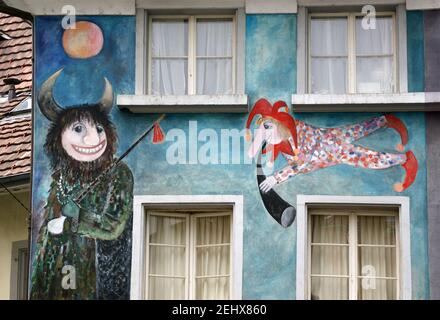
(0, 13, 32, 179)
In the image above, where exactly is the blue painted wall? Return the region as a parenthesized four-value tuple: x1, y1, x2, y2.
(31, 13, 429, 299)
(407, 11, 425, 92)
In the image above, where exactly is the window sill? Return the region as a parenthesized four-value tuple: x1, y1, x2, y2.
(291, 93, 440, 112)
(117, 94, 249, 113)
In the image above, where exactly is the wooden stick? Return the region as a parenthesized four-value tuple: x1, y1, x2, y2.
(74, 114, 166, 203)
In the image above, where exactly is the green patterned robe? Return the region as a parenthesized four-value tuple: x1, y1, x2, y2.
(30, 162, 133, 300)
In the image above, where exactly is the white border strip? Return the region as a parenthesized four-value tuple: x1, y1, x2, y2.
(245, 0, 298, 14)
(292, 92, 440, 105)
(137, 0, 245, 9)
(407, 0, 440, 10)
(131, 195, 244, 300)
(4, 0, 136, 15)
(295, 195, 412, 300)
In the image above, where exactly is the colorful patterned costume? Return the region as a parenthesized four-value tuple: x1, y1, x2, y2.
(31, 162, 133, 300)
(274, 115, 410, 185)
(246, 99, 418, 192)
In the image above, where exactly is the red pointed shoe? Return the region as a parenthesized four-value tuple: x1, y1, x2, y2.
(394, 151, 418, 192)
(385, 115, 408, 152)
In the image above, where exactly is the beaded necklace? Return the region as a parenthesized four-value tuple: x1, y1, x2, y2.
(56, 171, 86, 205)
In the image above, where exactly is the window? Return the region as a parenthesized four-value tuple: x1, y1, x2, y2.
(146, 210, 232, 299)
(10, 240, 28, 300)
(308, 207, 399, 300)
(308, 12, 396, 94)
(148, 15, 235, 95)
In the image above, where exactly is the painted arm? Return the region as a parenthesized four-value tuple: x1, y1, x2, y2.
(259, 163, 307, 193)
(76, 164, 134, 240)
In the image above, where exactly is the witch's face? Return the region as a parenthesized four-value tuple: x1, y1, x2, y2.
(61, 119, 107, 162)
(248, 118, 284, 158)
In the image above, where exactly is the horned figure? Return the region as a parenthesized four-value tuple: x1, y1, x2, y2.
(246, 99, 418, 227)
(31, 69, 133, 300)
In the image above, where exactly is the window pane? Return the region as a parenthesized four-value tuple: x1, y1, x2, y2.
(358, 216, 396, 245)
(358, 279, 397, 300)
(151, 59, 188, 95)
(197, 19, 232, 56)
(148, 277, 186, 299)
(151, 20, 188, 94)
(196, 215, 231, 245)
(196, 59, 232, 94)
(311, 277, 348, 300)
(356, 17, 393, 55)
(17, 248, 29, 300)
(356, 56, 393, 93)
(196, 277, 230, 300)
(148, 214, 187, 299)
(358, 247, 396, 278)
(149, 215, 186, 245)
(311, 58, 347, 94)
(311, 215, 349, 244)
(311, 18, 347, 56)
(311, 245, 349, 276)
(149, 246, 186, 276)
(195, 215, 231, 300)
(151, 19, 188, 57)
(196, 246, 230, 277)
(310, 17, 347, 94)
(196, 19, 233, 95)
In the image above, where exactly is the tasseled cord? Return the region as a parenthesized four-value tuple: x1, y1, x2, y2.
(152, 121, 165, 144)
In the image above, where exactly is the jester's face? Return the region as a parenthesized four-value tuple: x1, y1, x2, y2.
(248, 117, 288, 159)
(61, 119, 107, 162)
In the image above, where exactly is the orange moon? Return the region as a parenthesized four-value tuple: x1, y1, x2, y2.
(62, 21, 104, 59)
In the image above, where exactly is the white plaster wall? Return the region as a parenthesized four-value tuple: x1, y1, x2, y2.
(0, 191, 29, 300)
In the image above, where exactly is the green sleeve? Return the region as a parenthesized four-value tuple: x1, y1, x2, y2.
(76, 163, 133, 240)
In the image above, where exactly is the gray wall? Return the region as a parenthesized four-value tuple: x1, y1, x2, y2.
(425, 10, 440, 300)
(424, 11, 440, 92)
(426, 114, 440, 299)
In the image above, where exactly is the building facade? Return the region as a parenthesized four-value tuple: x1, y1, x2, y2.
(4, 0, 440, 299)
(0, 8, 32, 300)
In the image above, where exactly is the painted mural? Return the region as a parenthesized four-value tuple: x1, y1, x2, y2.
(30, 19, 141, 300)
(30, 13, 430, 300)
(31, 69, 134, 299)
(245, 99, 419, 227)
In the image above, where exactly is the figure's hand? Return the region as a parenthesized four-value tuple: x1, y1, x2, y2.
(62, 199, 80, 220)
(47, 216, 67, 235)
(259, 176, 278, 193)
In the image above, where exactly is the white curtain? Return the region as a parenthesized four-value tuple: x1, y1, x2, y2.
(310, 18, 348, 94)
(310, 213, 397, 300)
(356, 17, 393, 93)
(148, 214, 187, 299)
(196, 19, 233, 95)
(195, 214, 231, 299)
(310, 215, 349, 300)
(151, 20, 188, 95)
(358, 216, 397, 300)
(148, 213, 231, 300)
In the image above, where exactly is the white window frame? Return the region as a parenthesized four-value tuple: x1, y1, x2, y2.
(307, 11, 397, 95)
(296, 195, 412, 300)
(145, 210, 233, 299)
(131, 195, 243, 300)
(293, 4, 418, 112)
(135, 9, 246, 96)
(147, 14, 236, 95)
(307, 207, 400, 300)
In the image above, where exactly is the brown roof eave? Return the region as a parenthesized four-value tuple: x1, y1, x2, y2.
(0, 3, 33, 22)
(0, 172, 30, 187)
